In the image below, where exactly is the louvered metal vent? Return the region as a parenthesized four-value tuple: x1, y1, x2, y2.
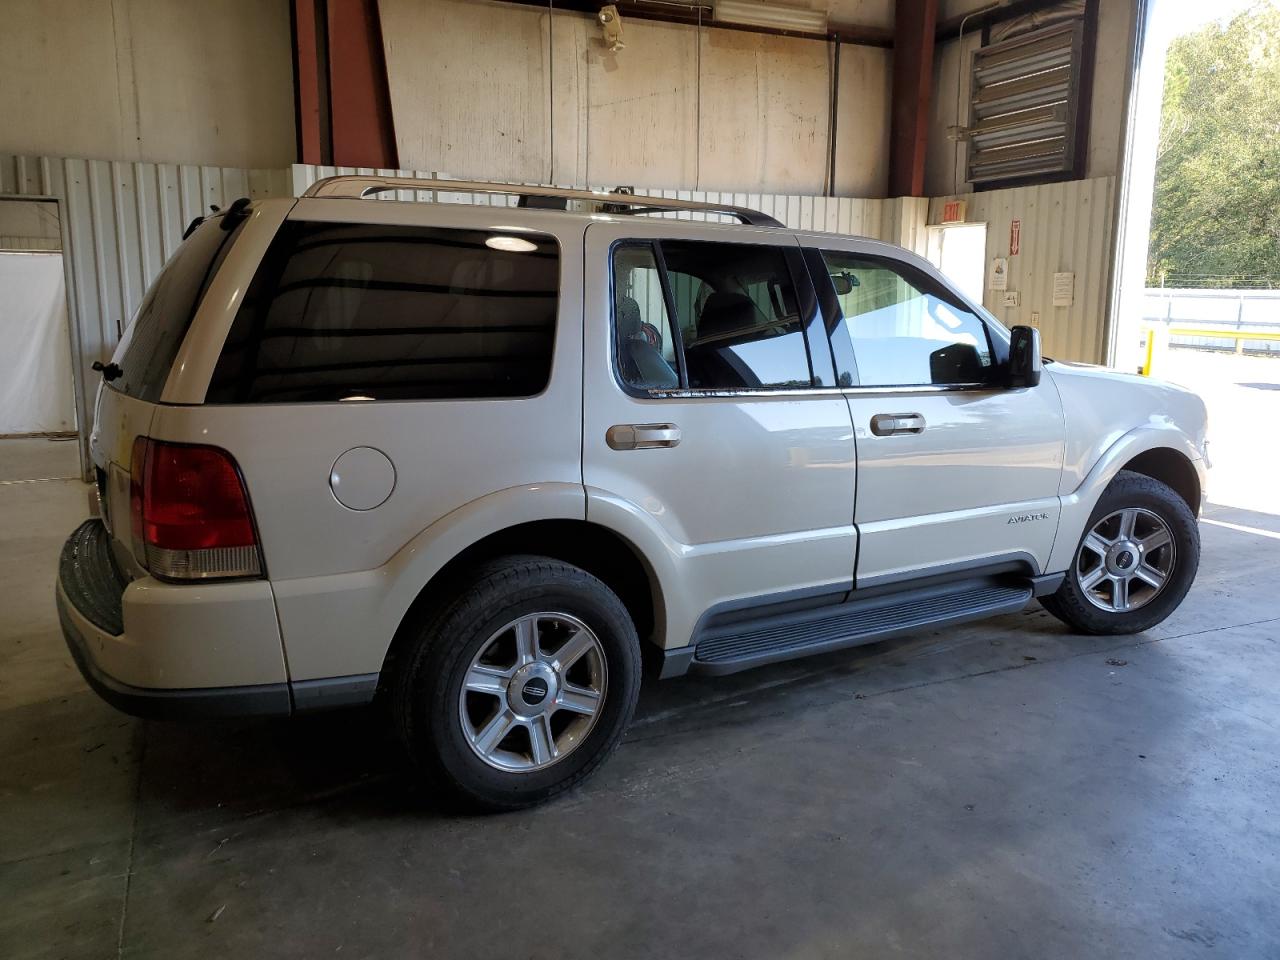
(966, 19, 1085, 186)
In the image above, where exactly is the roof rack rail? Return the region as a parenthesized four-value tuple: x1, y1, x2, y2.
(301, 176, 783, 228)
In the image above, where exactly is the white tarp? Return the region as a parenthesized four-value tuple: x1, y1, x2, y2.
(0, 252, 75, 434)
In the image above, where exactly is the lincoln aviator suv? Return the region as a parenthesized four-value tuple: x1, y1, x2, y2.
(58, 178, 1208, 809)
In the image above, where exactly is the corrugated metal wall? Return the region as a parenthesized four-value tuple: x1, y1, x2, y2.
(0, 155, 292, 473)
(929, 177, 1116, 364)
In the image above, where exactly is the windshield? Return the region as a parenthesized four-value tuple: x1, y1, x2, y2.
(110, 214, 244, 401)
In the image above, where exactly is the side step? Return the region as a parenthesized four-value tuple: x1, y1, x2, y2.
(690, 581, 1032, 675)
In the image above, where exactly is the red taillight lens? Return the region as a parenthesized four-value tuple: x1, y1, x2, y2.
(129, 437, 261, 580)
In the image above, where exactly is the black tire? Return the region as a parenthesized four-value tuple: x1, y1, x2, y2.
(392, 555, 641, 811)
(1041, 470, 1199, 635)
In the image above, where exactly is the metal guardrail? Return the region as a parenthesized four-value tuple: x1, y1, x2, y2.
(1168, 326, 1280, 353)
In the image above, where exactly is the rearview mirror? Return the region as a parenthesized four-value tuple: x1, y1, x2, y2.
(831, 271, 859, 296)
(1007, 325, 1042, 388)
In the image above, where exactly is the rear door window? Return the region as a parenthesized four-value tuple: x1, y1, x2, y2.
(206, 221, 559, 404)
(112, 215, 244, 402)
(652, 241, 814, 391)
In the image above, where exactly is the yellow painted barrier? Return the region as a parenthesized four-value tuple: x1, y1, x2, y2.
(1167, 327, 1280, 344)
(1139, 325, 1280, 376)
(1137, 324, 1168, 376)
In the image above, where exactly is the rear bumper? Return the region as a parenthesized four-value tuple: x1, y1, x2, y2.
(57, 518, 293, 719)
(57, 584, 291, 719)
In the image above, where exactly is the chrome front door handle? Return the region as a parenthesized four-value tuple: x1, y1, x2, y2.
(606, 423, 682, 450)
(870, 413, 926, 437)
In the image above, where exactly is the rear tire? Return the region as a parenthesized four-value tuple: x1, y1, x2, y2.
(392, 555, 641, 811)
(1041, 470, 1199, 635)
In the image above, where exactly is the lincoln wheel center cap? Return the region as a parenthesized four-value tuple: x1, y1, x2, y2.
(1106, 540, 1141, 576)
(509, 663, 558, 717)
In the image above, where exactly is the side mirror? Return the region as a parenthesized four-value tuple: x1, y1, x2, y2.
(1007, 325, 1042, 388)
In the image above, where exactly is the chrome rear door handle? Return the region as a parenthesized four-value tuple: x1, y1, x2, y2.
(606, 423, 682, 450)
(870, 413, 926, 437)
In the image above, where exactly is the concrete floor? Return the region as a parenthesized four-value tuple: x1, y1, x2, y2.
(3, 386, 1280, 958)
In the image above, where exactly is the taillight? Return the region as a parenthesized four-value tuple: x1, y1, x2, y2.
(128, 437, 262, 580)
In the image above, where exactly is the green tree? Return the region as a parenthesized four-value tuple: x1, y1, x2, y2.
(1149, 4, 1280, 287)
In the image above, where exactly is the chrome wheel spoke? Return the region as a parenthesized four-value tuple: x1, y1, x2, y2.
(473, 708, 516, 755)
(1140, 529, 1171, 553)
(1082, 532, 1112, 558)
(465, 663, 512, 696)
(1117, 509, 1139, 540)
(1079, 565, 1107, 591)
(527, 715, 556, 765)
(1134, 563, 1167, 590)
(1111, 575, 1131, 612)
(550, 627, 594, 671)
(513, 616, 539, 664)
(556, 682, 602, 716)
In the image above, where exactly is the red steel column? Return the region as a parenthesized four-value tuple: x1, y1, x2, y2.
(888, 0, 938, 197)
(292, 0, 328, 165)
(327, 0, 399, 168)
(292, 0, 398, 168)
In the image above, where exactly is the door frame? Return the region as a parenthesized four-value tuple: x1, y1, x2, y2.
(0, 196, 82, 466)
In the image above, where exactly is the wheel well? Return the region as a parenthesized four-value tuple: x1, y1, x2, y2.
(1120, 448, 1201, 515)
(383, 520, 662, 680)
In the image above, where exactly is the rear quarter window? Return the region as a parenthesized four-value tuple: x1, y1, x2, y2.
(205, 221, 559, 404)
(111, 215, 244, 402)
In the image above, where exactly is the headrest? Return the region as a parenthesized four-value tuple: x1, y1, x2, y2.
(617, 296, 642, 337)
(698, 292, 758, 339)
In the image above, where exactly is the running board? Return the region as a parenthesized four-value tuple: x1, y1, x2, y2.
(689, 582, 1033, 676)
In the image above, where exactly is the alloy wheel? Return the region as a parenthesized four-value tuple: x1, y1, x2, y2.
(1075, 507, 1176, 613)
(457, 612, 608, 773)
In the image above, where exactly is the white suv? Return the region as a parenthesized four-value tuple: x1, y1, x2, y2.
(58, 177, 1208, 809)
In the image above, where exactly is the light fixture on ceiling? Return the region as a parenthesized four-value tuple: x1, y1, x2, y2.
(486, 235, 539, 253)
(598, 4, 625, 52)
(714, 1, 827, 33)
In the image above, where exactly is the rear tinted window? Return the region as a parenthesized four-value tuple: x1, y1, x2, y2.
(112, 216, 242, 401)
(205, 221, 559, 404)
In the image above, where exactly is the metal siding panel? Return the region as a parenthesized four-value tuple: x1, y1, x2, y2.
(0, 153, 296, 477)
(114, 161, 145, 329)
(157, 165, 183, 260)
(135, 164, 165, 282)
(931, 177, 1116, 364)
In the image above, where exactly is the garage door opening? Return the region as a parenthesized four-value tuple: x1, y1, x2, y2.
(928, 222, 988, 306)
(0, 198, 78, 482)
(1113, 1, 1279, 516)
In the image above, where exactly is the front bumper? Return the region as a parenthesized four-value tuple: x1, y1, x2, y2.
(57, 519, 292, 719)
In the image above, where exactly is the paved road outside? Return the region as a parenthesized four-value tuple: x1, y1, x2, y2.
(1158, 349, 1280, 515)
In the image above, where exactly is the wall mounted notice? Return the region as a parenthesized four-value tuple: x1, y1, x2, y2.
(1009, 219, 1021, 255)
(991, 258, 1008, 291)
(1052, 272, 1074, 306)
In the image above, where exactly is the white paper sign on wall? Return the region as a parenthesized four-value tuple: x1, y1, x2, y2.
(1052, 272, 1075, 306)
(990, 258, 1008, 291)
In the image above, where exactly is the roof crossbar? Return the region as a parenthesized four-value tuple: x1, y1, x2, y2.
(301, 176, 783, 227)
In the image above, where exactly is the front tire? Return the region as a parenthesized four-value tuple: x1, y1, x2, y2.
(1041, 470, 1199, 635)
(392, 555, 641, 811)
